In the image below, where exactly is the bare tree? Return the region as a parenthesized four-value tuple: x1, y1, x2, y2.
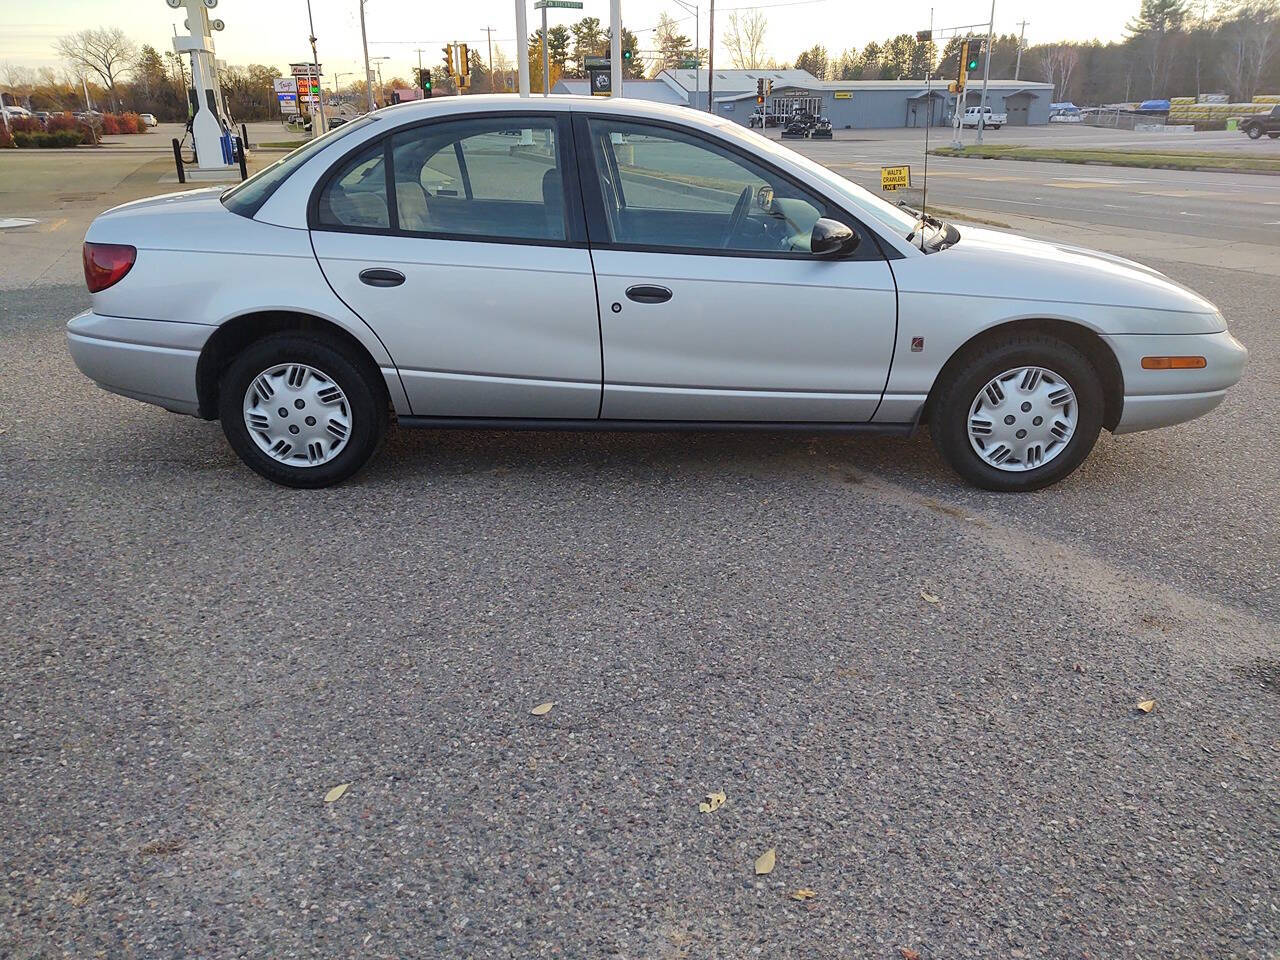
(1221, 1, 1280, 100)
(1040, 45, 1080, 99)
(54, 27, 137, 111)
(723, 11, 769, 69)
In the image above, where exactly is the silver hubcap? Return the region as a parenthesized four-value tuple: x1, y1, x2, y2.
(967, 365, 1077, 472)
(242, 363, 352, 467)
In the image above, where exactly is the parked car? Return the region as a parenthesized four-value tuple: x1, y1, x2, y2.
(139, 113, 159, 128)
(1049, 103, 1083, 123)
(1238, 104, 1280, 139)
(748, 111, 782, 128)
(961, 105, 1005, 129)
(1, 105, 33, 122)
(66, 96, 1247, 492)
(810, 116, 833, 139)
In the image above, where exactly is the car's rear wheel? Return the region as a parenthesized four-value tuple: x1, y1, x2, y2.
(1269, 132, 1279, 139)
(929, 334, 1104, 492)
(218, 333, 387, 488)
(1247, 125, 1263, 139)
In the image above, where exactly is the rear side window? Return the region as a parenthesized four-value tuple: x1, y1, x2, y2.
(389, 117, 567, 241)
(315, 141, 390, 230)
(221, 114, 380, 219)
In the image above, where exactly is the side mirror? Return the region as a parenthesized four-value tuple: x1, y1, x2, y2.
(810, 218, 859, 258)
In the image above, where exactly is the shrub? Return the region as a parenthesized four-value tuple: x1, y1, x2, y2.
(101, 113, 119, 135)
(10, 116, 43, 134)
(45, 112, 78, 133)
(119, 112, 142, 134)
(11, 129, 84, 148)
(0, 126, 13, 148)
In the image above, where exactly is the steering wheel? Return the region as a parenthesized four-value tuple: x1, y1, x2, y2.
(722, 186, 753, 249)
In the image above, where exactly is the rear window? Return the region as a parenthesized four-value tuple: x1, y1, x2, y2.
(221, 114, 381, 219)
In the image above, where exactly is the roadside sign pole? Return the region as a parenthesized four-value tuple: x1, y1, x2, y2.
(976, 0, 994, 145)
(359, 0, 375, 112)
(610, 0, 622, 97)
(541, 4, 550, 96)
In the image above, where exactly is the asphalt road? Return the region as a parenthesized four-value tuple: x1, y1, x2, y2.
(789, 135, 1280, 247)
(1, 255, 1277, 957)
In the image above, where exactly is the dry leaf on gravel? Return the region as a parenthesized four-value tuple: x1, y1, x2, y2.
(754, 848, 776, 875)
(323, 783, 349, 803)
(68, 889, 90, 907)
(920, 591, 941, 604)
(899, 949, 922, 960)
(698, 790, 727, 813)
(1136, 699, 1156, 713)
(790, 888, 817, 901)
(530, 702, 554, 716)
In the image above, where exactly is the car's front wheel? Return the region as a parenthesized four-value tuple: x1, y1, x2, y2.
(929, 334, 1104, 492)
(1247, 125, 1263, 139)
(218, 333, 387, 488)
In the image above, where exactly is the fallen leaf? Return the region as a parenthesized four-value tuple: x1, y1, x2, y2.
(920, 590, 941, 604)
(698, 789, 727, 813)
(1136, 699, 1156, 713)
(530, 701, 554, 716)
(754, 847, 776, 875)
(324, 783, 349, 803)
(68, 889, 90, 907)
(791, 888, 817, 901)
(899, 949, 922, 960)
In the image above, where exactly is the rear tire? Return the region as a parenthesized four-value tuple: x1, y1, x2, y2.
(929, 333, 1104, 492)
(1247, 125, 1263, 139)
(1269, 132, 1279, 139)
(218, 333, 387, 488)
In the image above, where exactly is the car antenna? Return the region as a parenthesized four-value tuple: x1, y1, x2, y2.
(919, 9, 933, 251)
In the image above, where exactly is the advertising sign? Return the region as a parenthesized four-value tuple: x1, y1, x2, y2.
(880, 165, 911, 190)
(290, 62, 322, 78)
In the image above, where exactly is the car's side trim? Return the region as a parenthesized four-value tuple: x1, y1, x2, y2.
(397, 416, 915, 435)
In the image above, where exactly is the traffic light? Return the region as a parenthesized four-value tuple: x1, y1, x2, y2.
(956, 40, 969, 86)
(966, 38, 983, 73)
(622, 49, 633, 62)
(419, 68, 432, 98)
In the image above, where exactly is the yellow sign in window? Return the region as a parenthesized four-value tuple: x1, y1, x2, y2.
(880, 165, 911, 191)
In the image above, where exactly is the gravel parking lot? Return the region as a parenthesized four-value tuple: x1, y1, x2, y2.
(1, 241, 1277, 953)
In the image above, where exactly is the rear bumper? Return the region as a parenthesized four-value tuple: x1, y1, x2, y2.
(1105, 329, 1248, 434)
(66, 311, 215, 416)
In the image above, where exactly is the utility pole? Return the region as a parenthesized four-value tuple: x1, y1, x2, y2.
(1014, 19, 1028, 81)
(305, 0, 326, 135)
(481, 26, 496, 80)
(975, 0, 995, 145)
(516, 0, 530, 97)
(671, 0, 699, 110)
(707, 0, 715, 112)
(359, 0, 375, 112)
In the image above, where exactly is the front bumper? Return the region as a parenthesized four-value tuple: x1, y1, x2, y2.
(66, 311, 215, 417)
(1105, 329, 1248, 434)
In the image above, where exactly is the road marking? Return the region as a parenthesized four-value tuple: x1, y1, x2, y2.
(0, 218, 38, 230)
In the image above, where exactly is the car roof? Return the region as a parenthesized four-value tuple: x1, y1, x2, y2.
(370, 94, 738, 130)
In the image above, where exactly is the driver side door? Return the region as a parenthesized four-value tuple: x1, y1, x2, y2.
(576, 115, 898, 422)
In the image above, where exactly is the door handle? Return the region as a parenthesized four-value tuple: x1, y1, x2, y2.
(359, 268, 406, 288)
(625, 284, 672, 304)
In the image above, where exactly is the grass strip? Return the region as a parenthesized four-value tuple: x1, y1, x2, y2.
(929, 144, 1280, 174)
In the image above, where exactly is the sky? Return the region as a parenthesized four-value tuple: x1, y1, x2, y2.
(2, 0, 1142, 85)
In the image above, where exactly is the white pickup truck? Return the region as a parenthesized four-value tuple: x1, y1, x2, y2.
(961, 105, 1005, 129)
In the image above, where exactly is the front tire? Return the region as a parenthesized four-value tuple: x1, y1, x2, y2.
(929, 333, 1104, 492)
(1247, 125, 1263, 139)
(218, 333, 387, 488)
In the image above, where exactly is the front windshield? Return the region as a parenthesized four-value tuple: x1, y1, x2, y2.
(221, 113, 382, 218)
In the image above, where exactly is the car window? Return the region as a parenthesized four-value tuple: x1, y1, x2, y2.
(222, 112, 379, 219)
(315, 140, 390, 230)
(585, 118, 830, 255)
(389, 117, 566, 241)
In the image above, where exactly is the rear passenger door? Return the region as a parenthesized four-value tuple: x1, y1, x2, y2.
(310, 113, 602, 419)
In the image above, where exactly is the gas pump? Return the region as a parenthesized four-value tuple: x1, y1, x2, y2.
(168, 0, 236, 171)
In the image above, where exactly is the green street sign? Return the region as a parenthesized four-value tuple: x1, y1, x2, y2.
(534, 0, 584, 8)
(679, 59, 700, 69)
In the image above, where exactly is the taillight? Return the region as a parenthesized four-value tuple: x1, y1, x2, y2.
(82, 242, 136, 293)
